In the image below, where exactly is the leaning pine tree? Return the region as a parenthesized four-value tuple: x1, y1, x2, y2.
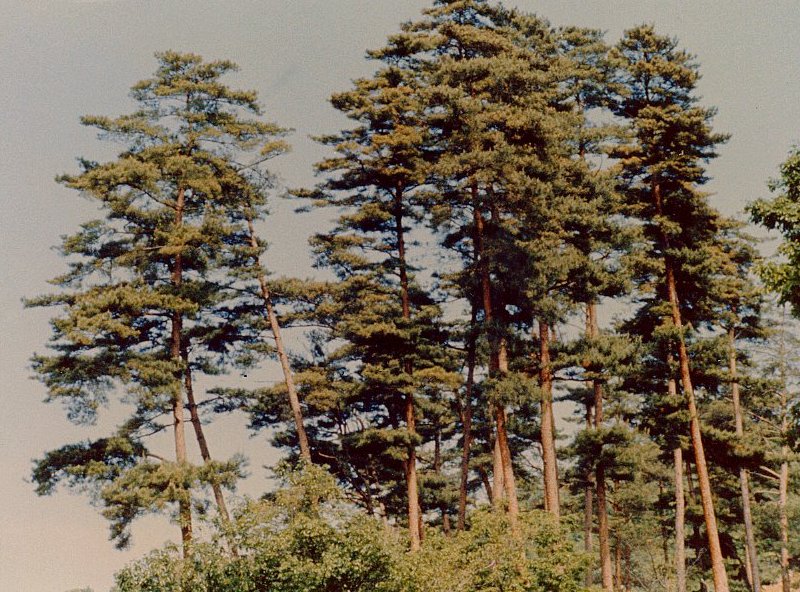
(28, 51, 288, 555)
(611, 25, 731, 592)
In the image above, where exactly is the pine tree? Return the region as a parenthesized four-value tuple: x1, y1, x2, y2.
(28, 51, 287, 554)
(306, 53, 434, 549)
(611, 25, 731, 592)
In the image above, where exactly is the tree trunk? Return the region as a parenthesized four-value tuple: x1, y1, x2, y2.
(674, 446, 687, 592)
(780, 451, 790, 592)
(780, 386, 790, 592)
(588, 303, 612, 591)
(246, 217, 311, 463)
(492, 435, 505, 508)
(182, 357, 237, 555)
(539, 321, 560, 518)
(394, 186, 421, 552)
(729, 328, 760, 592)
(170, 186, 192, 556)
(668, 367, 687, 592)
(655, 181, 729, 592)
(584, 399, 595, 588)
(474, 188, 518, 521)
(457, 307, 478, 531)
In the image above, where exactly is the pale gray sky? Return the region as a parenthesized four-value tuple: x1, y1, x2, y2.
(1, 1, 798, 590)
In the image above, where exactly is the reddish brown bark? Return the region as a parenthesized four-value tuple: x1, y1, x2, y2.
(393, 187, 422, 552)
(473, 186, 518, 520)
(655, 182, 729, 592)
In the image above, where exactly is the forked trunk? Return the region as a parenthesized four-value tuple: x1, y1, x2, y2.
(728, 328, 760, 592)
(246, 218, 311, 463)
(473, 187, 518, 521)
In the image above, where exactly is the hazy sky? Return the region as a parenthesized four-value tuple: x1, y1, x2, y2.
(1, 1, 799, 590)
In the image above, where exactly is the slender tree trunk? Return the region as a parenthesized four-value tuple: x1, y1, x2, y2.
(473, 187, 518, 521)
(589, 304, 613, 591)
(584, 398, 595, 588)
(655, 181, 729, 592)
(777, 314, 791, 592)
(674, 446, 687, 592)
(780, 386, 791, 592)
(458, 306, 478, 531)
(615, 539, 623, 592)
(780, 450, 790, 592)
(668, 366, 687, 592)
(728, 328, 760, 592)
(434, 429, 451, 535)
(182, 358, 237, 555)
(393, 186, 421, 551)
(170, 186, 192, 556)
(624, 544, 632, 592)
(246, 217, 311, 463)
(539, 321, 560, 518)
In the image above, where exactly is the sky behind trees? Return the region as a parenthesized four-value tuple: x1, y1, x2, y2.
(1, 1, 799, 590)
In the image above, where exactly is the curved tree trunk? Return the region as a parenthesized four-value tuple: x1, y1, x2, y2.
(473, 185, 518, 522)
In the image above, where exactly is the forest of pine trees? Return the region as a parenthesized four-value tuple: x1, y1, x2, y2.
(26, 2, 800, 591)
